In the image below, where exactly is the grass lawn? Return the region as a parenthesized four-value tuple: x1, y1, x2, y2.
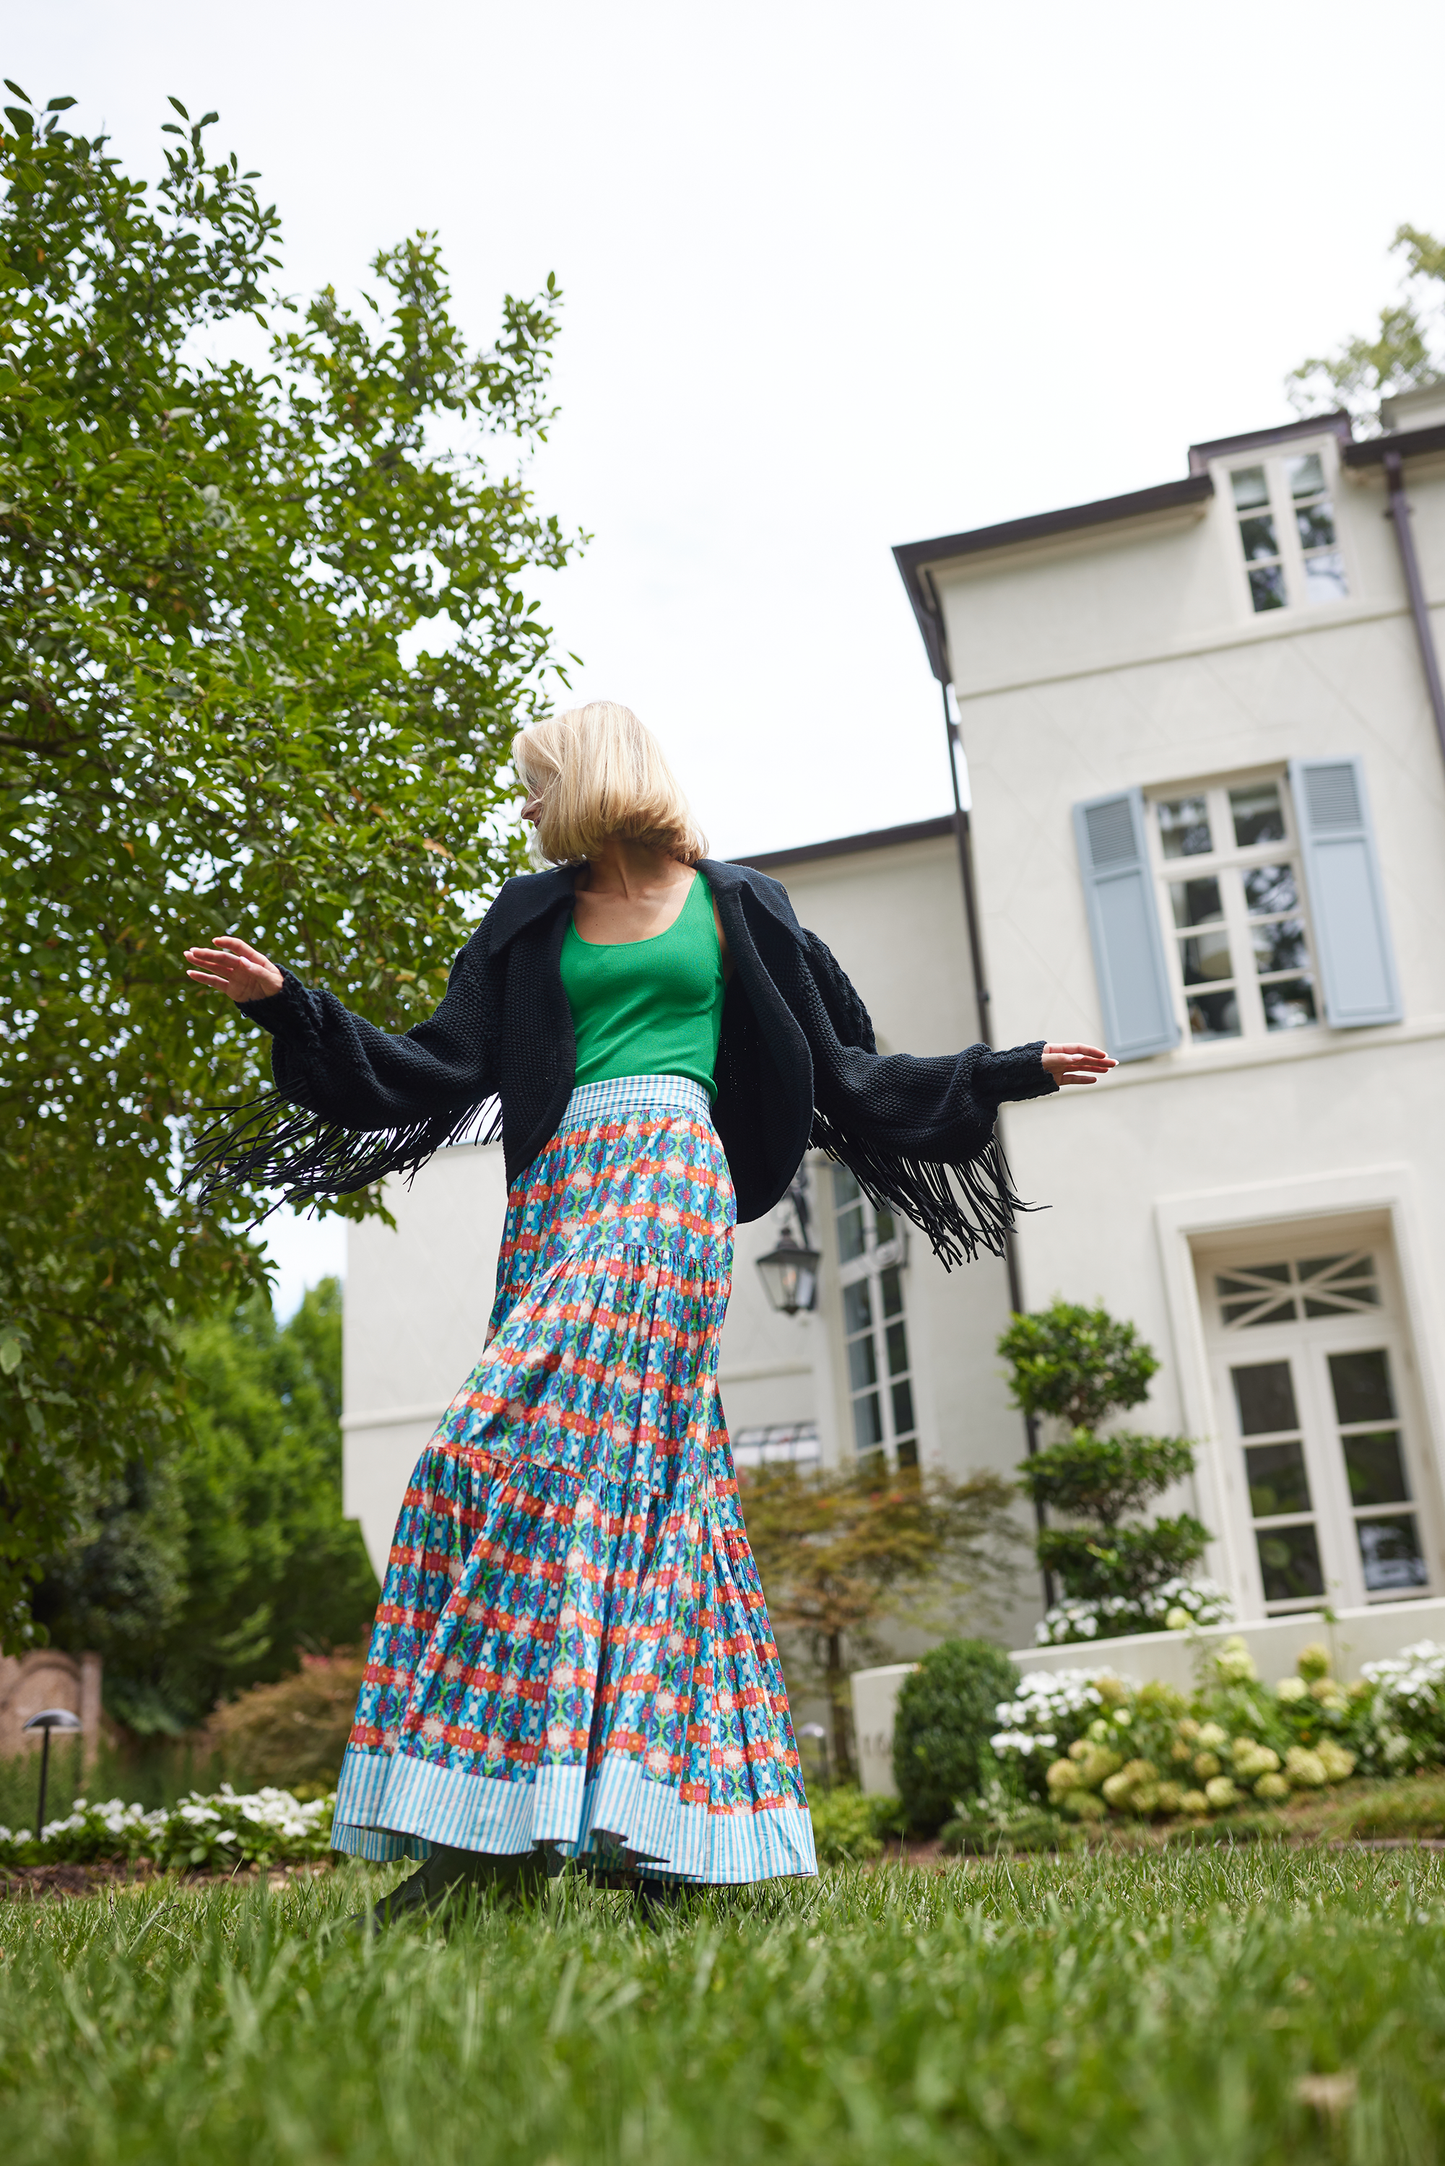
(4, 1846, 1443, 2165)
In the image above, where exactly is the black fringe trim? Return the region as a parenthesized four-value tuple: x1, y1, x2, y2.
(184, 1091, 503, 1217)
(808, 1110, 1039, 1270)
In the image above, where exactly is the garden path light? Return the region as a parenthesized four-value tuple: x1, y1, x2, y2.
(23, 1708, 82, 1841)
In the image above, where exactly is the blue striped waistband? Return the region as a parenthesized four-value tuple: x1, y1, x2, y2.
(562, 1074, 713, 1128)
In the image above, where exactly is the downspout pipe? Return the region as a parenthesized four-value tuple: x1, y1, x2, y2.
(938, 678, 1055, 1613)
(1382, 447, 1445, 778)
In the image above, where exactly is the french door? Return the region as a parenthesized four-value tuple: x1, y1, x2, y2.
(1204, 1244, 1435, 1614)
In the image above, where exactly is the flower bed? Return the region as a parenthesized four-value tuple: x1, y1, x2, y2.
(0, 1787, 335, 1873)
(1034, 1577, 1234, 1646)
(990, 1636, 1445, 1825)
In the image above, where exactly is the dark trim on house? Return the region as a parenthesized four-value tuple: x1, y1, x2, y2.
(1186, 411, 1354, 476)
(732, 813, 956, 873)
(1343, 422, 1445, 469)
(893, 475, 1214, 682)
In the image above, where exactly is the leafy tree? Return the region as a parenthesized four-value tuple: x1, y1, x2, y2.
(997, 1301, 1158, 1432)
(0, 85, 579, 1643)
(33, 1279, 378, 1732)
(739, 1461, 1021, 1781)
(1288, 223, 1445, 430)
(1000, 1300, 1208, 1629)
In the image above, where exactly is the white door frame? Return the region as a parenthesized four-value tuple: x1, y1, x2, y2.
(1153, 1165, 1445, 1620)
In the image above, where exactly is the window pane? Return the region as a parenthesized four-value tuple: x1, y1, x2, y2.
(1329, 1349, 1395, 1426)
(896, 1437, 919, 1469)
(1251, 918, 1310, 974)
(1303, 552, 1349, 605)
(1257, 1522, 1325, 1603)
(832, 1166, 860, 1208)
(847, 1335, 878, 1392)
(1343, 1431, 1410, 1507)
(873, 1205, 896, 1245)
(1180, 930, 1233, 985)
(1239, 513, 1281, 563)
(851, 1392, 883, 1452)
(1233, 1360, 1300, 1436)
(1231, 465, 1270, 510)
(843, 1280, 872, 1336)
(1231, 786, 1287, 849)
(1357, 1514, 1428, 1594)
(1297, 1255, 1349, 1280)
(1295, 501, 1336, 551)
(1287, 453, 1326, 499)
(1187, 987, 1240, 1040)
(1261, 977, 1317, 1031)
(1249, 565, 1288, 612)
(1245, 1440, 1312, 1518)
(1243, 862, 1298, 914)
(879, 1265, 903, 1319)
(1240, 1300, 1300, 1328)
(1158, 797, 1213, 858)
(837, 1206, 866, 1263)
(886, 1319, 909, 1377)
(891, 1379, 916, 1436)
(1225, 1262, 1292, 1286)
(1171, 876, 1223, 929)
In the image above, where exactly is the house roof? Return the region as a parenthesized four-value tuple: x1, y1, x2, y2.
(892, 409, 1359, 684)
(732, 813, 957, 872)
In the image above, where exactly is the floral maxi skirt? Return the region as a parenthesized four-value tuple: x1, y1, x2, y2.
(331, 1074, 817, 1882)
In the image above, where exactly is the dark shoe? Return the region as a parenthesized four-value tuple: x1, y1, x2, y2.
(358, 1843, 568, 1935)
(633, 1875, 687, 1930)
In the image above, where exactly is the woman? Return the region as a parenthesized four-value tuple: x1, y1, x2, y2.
(184, 701, 1112, 1920)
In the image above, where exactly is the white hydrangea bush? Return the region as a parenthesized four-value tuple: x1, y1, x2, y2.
(1035, 1578, 1234, 1646)
(1359, 1641, 1445, 1774)
(0, 1785, 334, 1870)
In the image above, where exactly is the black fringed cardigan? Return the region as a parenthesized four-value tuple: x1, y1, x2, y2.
(189, 857, 1059, 1267)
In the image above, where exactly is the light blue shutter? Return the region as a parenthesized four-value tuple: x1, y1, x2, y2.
(1072, 788, 1180, 1061)
(1289, 756, 1402, 1027)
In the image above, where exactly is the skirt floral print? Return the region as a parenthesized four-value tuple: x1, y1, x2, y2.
(331, 1074, 817, 1882)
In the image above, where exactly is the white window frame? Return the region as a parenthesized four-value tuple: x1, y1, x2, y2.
(1201, 1229, 1438, 1616)
(829, 1166, 918, 1468)
(1216, 434, 1354, 622)
(1144, 768, 1320, 1050)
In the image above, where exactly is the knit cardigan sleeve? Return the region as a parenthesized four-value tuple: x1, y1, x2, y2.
(186, 924, 501, 1208)
(779, 913, 1058, 1267)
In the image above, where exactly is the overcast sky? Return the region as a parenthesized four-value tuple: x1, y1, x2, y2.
(14, 0, 1443, 1307)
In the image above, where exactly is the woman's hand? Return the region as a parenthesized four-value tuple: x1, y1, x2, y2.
(184, 936, 284, 1005)
(1042, 1042, 1116, 1086)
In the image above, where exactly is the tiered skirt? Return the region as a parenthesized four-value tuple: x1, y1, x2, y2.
(331, 1073, 817, 1882)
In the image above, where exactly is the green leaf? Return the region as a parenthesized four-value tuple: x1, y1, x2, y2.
(0, 1335, 21, 1375)
(3, 80, 30, 102)
(167, 95, 190, 119)
(46, 96, 78, 112)
(4, 107, 33, 135)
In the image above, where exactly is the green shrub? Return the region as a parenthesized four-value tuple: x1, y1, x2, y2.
(206, 1649, 367, 1790)
(939, 1803, 1067, 1855)
(807, 1786, 885, 1864)
(892, 1638, 1020, 1834)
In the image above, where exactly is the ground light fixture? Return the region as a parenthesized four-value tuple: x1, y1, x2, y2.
(24, 1706, 83, 1841)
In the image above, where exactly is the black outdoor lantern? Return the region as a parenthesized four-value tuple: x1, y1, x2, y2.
(24, 1707, 83, 1841)
(755, 1176, 821, 1317)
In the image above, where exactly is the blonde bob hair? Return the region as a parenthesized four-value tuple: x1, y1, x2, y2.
(512, 702, 707, 868)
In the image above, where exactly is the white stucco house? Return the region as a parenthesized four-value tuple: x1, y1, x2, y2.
(342, 382, 1445, 1728)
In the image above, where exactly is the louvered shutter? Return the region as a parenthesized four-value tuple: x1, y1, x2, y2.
(1289, 756, 1402, 1027)
(1071, 788, 1180, 1061)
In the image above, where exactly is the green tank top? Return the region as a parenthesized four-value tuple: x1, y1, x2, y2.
(560, 871, 726, 1097)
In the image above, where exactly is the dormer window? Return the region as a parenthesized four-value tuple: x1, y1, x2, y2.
(1229, 449, 1349, 615)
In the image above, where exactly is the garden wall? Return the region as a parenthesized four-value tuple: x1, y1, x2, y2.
(850, 1597, 1445, 1796)
(0, 1650, 102, 1768)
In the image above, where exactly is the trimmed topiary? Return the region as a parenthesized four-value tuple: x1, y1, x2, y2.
(892, 1637, 1020, 1833)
